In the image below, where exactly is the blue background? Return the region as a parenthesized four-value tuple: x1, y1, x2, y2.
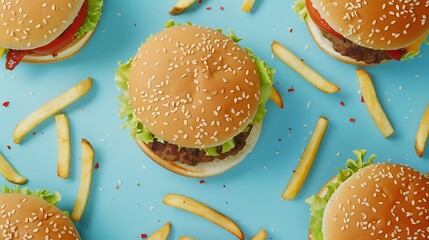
(1, 0, 429, 239)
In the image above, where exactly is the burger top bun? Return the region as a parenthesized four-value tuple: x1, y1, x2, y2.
(0, 193, 80, 240)
(0, 0, 85, 50)
(129, 25, 261, 149)
(322, 163, 429, 240)
(310, 0, 429, 50)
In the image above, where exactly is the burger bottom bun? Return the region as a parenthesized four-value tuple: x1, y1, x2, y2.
(21, 30, 95, 64)
(308, 176, 337, 240)
(136, 122, 262, 178)
(306, 20, 384, 66)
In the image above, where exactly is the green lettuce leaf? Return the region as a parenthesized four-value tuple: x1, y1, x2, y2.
(75, 0, 104, 38)
(292, 0, 308, 22)
(1, 185, 62, 206)
(305, 149, 376, 240)
(115, 23, 275, 156)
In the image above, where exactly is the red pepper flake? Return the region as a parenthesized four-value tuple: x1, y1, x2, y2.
(115, 185, 120, 190)
(349, 118, 356, 123)
(287, 87, 295, 92)
(2, 101, 10, 107)
(198, 0, 202, 3)
(220, 6, 224, 10)
(94, 162, 100, 170)
(361, 95, 365, 103)
(289, 28, 293, 33)
(292, 169, 296, 173)
(206, 7, 212, 10)
(32, 132, 37, 135)
(199, 179, 206, 184)
(141, 233, 148, 239)
(340, 101, 345, 106)
(6, 145, 11, 150)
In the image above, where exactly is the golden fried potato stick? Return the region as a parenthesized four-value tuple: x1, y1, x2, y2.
(242, 0, 256, 12)
(251, 229, 267, 240)
(178, 236, 196, 240)
(270, 87, 284, 109)
(13, 78, 92, 144)
(282, 117, 328, 200)
(356, 69, 394, 138)
(163, 193, 244, 240)
(55, 113, 71, 179)
(415, 104, 429, 157)
(71, 138, 94, 222)
(169, 0, 197, 15)
(272, 41, 340, 94)
(0, 152, 27, 184)
(148, 222, 172, 240)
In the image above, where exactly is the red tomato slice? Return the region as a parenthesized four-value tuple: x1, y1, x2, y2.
(31, 0, 88, 55)
(385, 49, 407, 61)
(305, 0, 344, 39)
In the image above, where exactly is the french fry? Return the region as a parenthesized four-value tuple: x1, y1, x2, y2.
(271, 41, 340, 94)
(163, 193, 244, 240)
(241, 0, 256, 12)
(251, 229, 267, 240)
(169, 0, 196, 15)
(148, 222, 171, 240)
(356, 69, 394, 138)
(282, 117, 328, 200)
(13, 78, 92, 144)
(71, 138, 94, 222)
(0, 152, 27, 184)
(415, 104, 429, 157)
(179, 236, 196, 240)
(55, 114, 71, 179)
(270, 86, 284, 109)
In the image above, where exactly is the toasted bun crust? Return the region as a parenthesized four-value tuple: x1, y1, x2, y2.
(309, 0, 429, 50)
(0, 193, 80, 240)
(136, 122, 262, 178)
(306, 19, 381, 66)
(322, 163, 429, 240)
(21, 29, 95, 63)
(129, 25, 261, 149)
(0, 0, 85, 50)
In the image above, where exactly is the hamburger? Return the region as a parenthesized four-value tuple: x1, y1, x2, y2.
(307, 149, 429, 240)
(0, 186, 81, 240)
(115, 22, 275, 178)
(0, 0, 103, 70)
(292, 0, 429, 65)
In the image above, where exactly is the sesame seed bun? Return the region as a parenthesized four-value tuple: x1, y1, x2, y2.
(0, 193, 80, 240)
(321, 163, 429, 240)
(128, 24, 264, 177)
(136, 122, 262, 178)
(21, 29, 95, 63)
(129, 25, 260, 149)
(0, 0, 85, 50)
(306, 19, 376, 66)
(310, 0, 429, 50)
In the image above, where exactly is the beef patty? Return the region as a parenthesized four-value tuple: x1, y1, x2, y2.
(320, 28, 391, 64)
(148, 125, 253, 166)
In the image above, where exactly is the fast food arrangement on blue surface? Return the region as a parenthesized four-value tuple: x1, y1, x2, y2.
(0, 0, 428, 239)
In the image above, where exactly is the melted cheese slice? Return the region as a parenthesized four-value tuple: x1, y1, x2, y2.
(405, 32, 429, 53)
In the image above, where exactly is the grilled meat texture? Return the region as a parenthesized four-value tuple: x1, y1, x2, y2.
(148, 125, 252, 166)
(320, 28, 391, 64)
